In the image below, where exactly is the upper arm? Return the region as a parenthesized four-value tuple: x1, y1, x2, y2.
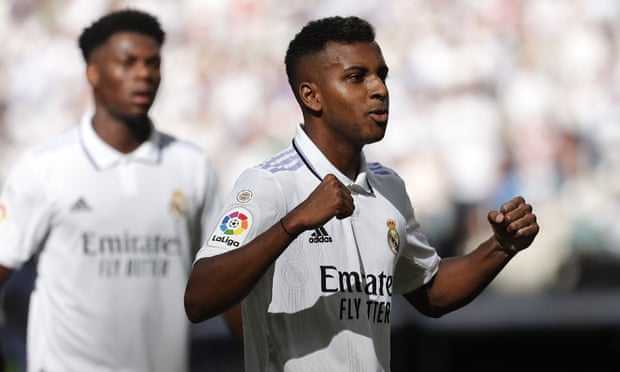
(193, 168, 287, 262)
(0, 153, 51, 269)
(200, 156, 224, 232)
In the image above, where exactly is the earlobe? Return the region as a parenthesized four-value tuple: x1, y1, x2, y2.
(86, 65, 99, 87)
(299, 82, 321, 112)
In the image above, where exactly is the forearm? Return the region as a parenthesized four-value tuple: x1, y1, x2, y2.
(424, 236, 514, 315)
(184, 221, 294, 323)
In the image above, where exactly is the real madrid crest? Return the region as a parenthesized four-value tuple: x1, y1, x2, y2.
(386, 219, 400, 254)
(169, 189, 189, 218)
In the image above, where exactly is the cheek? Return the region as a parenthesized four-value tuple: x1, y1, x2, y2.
(327, 88, 357, 115)
(99, 71, 127, 96)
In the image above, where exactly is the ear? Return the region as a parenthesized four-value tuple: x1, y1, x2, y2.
(299, 82, 321, 112)
(86, 64, 99, 87)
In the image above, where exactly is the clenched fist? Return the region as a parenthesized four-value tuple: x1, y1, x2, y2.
(488, 196, 539, 255)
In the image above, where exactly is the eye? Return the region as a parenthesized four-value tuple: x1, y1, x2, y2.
(147, 57, 161, 69)
(347, 73, 365, 83)
(119, 57, 136, 67)
(378, 67, 389, 82)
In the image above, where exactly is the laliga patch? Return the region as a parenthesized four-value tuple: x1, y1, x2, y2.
(386, 219, 400, 254)
(209, 207, 253, 248)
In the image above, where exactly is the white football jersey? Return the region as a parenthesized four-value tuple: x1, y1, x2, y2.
(196, 124, 440, 372)
(0, 111, 222, 372)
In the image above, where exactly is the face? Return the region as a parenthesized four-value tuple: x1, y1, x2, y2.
(306, 41, 389, 148)
(87, 32, 161, 121)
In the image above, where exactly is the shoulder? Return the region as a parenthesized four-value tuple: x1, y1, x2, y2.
(368, 161, 401, 180)
(3, 128, 80, 190)
(29, 127, 80, 158)
(229, 146, 302, 203)
(158, 132, 207, 156)
(22, 127, 80, 169)
(367, 161, 409, 194)
(156, 131, 217, 170)
(256, 146, 302, 175)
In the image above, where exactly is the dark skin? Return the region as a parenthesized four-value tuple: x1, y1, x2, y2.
(0, 32, 244, 343)
(184, 41, 539, 322)
(86, 32, 160, 153)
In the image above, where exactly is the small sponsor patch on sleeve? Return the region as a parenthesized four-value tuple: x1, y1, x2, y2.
(236, 190, 253, 203)
(208, 207, 253, 249)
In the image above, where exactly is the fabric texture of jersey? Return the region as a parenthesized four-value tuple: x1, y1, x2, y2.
(195, 124, 440, 372)
(0, 111, 222, 372)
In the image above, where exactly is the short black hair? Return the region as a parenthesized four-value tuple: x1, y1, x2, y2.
(284, 16, 376, 92)
(78, 9, 165, 62)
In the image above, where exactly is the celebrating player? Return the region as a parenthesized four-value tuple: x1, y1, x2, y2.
(184, 15, 539, 371)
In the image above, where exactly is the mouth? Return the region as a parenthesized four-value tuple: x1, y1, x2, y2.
(131, 90, 155, 106)
(369, 108, 388, 124)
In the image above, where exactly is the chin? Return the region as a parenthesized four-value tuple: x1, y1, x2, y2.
(127, 107, 151, 119)
(116, 111, 149, 127)
(375, 123, 388, 136)
(367, 132, 386, 145)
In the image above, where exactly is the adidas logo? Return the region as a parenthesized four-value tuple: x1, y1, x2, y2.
(70, 198, 91, 212)
(309, 226, 333, 244)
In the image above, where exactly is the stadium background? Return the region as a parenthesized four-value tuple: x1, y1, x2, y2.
(1, 0, 620, 371)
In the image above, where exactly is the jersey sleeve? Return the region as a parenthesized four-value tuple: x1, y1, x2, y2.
(193, 155, 224, 255)
(193, 167, 286, 261)
(0, 152, 52, 269)
(392, 185, 441, 295)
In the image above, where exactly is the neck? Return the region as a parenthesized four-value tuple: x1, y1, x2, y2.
(302, 124, 361, 180)
(92, 109, 151, 154)
(324, 144, 361, 180)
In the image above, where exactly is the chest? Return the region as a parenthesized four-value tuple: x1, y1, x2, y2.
(277, 192, 405, 293)
(34, 158, 198, 283)
(48, 159, 197, 236)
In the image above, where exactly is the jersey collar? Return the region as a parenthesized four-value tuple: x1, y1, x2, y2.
(292, 124, 374, 195)
(80, 110, 161, 170)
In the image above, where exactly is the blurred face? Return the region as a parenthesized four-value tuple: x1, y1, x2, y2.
(309, 41, 389, 148)
(87, 32, 161, 121)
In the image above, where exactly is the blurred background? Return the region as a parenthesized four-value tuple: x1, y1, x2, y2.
(1, 0, 620, 371)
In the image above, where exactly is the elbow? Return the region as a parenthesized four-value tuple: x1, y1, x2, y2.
(422, 306, 450, 319)
(184, 289, 217, 324)
(422, 298, 472, 318)
(184, 293, 204, 323)
(415, 302, 450, 319)
(404, 285, 456, 319)
(184, 259, 222, 323)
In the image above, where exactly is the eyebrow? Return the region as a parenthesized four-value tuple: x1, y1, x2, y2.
(342, 64, 389, 76)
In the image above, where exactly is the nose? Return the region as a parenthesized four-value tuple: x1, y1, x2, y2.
(370, 76, 388, 101)
(135, 61, 159, 81)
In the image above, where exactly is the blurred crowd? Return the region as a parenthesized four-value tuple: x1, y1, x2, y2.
(2, 0, 620, 294)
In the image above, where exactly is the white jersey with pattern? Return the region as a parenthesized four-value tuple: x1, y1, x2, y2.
(0, 111, 222, 372)
(195, 124, 440, 372)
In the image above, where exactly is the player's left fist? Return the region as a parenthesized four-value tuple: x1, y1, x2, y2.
(488, 196, 539, 255)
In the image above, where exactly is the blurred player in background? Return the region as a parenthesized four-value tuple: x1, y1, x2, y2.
(0, 8, 240, 372)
